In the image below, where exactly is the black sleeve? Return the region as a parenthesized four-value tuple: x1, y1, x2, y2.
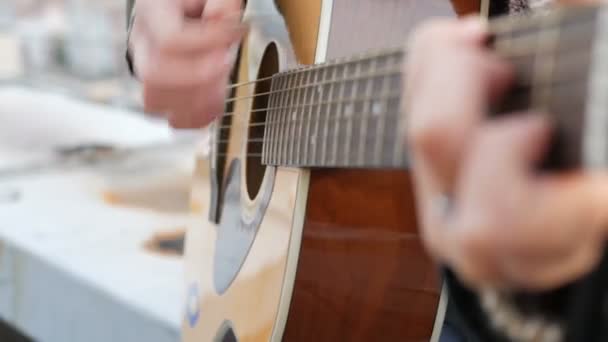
(442, 269, 510, 342)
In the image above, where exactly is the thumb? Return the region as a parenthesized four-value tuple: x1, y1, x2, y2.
(182, 0, 206, 18)
(203, 0, 242, 19)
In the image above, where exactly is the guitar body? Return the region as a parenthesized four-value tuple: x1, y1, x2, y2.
(183, 1, 459, 341)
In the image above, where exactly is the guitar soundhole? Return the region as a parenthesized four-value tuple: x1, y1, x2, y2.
(214, 321, 238, 342)
(246, 43, 278, 200)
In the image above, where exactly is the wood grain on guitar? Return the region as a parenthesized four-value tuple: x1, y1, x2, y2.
(284, 170, 440, 341)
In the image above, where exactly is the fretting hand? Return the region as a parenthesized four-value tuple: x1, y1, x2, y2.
(404, 16, 608, 291)
(128, 0, 245, 128)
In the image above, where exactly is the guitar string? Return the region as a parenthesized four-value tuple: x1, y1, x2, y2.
(207, 72, 587, 161)
(221, 66, 404, 110)
(215, 96, 402, 144)
(216, 45, 590, 122)
(211, 69, 582, 133)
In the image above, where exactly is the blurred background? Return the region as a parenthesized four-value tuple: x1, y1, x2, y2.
(0, 1, 198, 341)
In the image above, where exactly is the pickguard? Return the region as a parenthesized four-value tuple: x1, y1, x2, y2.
(213, 159, 275, 295)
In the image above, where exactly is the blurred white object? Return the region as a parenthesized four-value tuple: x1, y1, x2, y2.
(0, 33, 23, 80)
(0, 2, 16, 29)
(0, 82, 202, 342)
(17, 18, 58, 72)
(0, 86, 176, 171)
(64, 0, 125, 78)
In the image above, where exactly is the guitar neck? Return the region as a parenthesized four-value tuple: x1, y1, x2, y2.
(262, 49, 406, 169)
(262, 4, 608, 170)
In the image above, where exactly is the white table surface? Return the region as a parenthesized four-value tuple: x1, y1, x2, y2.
(0, 86, 202, 342)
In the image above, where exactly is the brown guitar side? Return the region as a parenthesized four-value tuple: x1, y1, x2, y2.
(284, 170, 441, 341)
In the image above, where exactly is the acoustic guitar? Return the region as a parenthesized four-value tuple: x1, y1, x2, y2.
(182, 1, 455, 341)
(182, 0, 608, 341)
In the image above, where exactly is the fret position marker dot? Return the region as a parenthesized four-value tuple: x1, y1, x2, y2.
(372, 101, 383, 116)
(345, 104, 354, 117)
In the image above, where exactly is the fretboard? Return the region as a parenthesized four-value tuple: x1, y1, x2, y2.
(261, 4, 608, 169)
(263, 50, 405, 168)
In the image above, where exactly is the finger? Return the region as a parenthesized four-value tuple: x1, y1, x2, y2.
(144, 71, 229, 128)
(143, 71, 226, 116)
(519, 172, 608, 257)
(168, 76, 228, 128)
(502, 171, 608, 289)
(406, 19, 512, 257)
(406, 18, 514, 192)
(503, 237, 604, 290)
(203, 0, 243, 20)
(141, 49, 233, 87)
(182, 0, 206, 18)
(158, 19, 246, 55)
(444, 114, 552, 287)
(453, 115, 608, 289)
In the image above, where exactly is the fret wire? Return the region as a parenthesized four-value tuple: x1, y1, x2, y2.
(322, 63, 338, 166)
(274, 76, 286, 165)
(332, 64, 348, 166)
(375, 56, 392, 166)
(288, 72, 298, 166)
(312, 66, 326, 164)
(268, 78, 278, 164)
(392, 89, 404, 166)
(345, 61, 362, 166)
(275, 75, 288, 165)
(298, 70, 308, 165)
(269, 76, 280, 165)
(304, 69, 315, 165)
(360, 58, 376, 166)
(264, 77, 277, 164)
(282, 74, 295, 164)
(276, 75, 290, 164)
(297, 70, 309, 165)
(293, 70, 304, 165)
(532, 13, 562, 110)
(267, 76, 276, 165)
(287, 73, 299, 166)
